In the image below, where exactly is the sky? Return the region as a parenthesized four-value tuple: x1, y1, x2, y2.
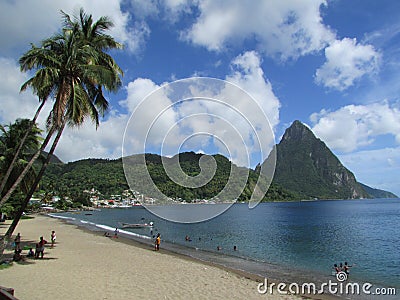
(0, 0, 399, 196)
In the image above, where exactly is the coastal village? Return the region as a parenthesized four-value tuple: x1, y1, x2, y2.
(30, 188, 151, 210)
(29, 188, 220, 211)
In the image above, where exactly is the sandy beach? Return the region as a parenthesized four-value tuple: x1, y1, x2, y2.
(0, 215, 305, 300)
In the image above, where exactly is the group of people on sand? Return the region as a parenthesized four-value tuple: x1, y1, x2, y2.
(333, 262, 353, 275)
(12, 230, 56, 262)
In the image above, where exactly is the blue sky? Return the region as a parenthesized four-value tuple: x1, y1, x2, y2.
(0, 0, 399, 196)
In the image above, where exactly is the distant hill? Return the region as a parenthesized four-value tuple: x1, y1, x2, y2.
(43, 151, 63, 164)
(360, 183, 398, 199)
(41, 153, 299, 203)
(264, 120, 397, 200)
(265, 120, 370, 200)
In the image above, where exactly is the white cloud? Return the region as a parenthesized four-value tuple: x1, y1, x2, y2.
(310, 102, 400, 152)
(315, 38, 381, 91)
(55, 112, 128, 162)
(119, 51, 280, 167)
(227, 51, 280, 130)
(0, 57, 52, 127)
(120, 78, 162, 113)
(0, 49, 280, 166)
(162, 0, 192, 21)
(129, 0, 159, 19)
(121, 78, 179, 153)
(339, 147, 400, 197)
(0, 0, 148, 55)
(181, 0, 335, 60)
(126, 0, 192, 22)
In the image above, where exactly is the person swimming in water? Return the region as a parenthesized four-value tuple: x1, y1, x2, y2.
(333, 263, 341, 273)
(343, 262, 353, 274)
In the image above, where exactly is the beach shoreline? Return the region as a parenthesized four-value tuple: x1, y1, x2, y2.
(1, 214, 340, 300)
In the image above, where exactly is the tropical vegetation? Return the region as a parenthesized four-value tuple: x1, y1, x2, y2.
(0, 8, 123, 249)
(40, 152, 301, 204)
(0, 119, 42, 217)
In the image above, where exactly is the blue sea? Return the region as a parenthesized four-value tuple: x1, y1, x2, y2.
(51, 198, 399, 298)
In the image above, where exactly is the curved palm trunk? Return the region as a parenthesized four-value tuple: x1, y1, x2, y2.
(0, 124, 56, 208)
(0, 122, 66, 258)
(0, 101, 45, 196)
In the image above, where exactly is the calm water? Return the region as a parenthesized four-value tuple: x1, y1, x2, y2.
(53, 198, 400, 293)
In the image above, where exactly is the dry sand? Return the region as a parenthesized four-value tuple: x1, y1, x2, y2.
(0, 215, 306, 300)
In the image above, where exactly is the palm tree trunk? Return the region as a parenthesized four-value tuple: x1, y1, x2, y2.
(2, 121, 65, 246)
(0, 124, 56, 208)
(0, 101, 45, 196)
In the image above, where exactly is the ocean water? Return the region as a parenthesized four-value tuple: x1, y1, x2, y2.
(52, 198, 400, 296)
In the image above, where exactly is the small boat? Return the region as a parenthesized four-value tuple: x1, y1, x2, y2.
(121, 221, 154, 229)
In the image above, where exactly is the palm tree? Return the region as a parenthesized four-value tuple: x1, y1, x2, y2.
(0, 101, 46, 197)
(0, 119, 42, 224)
(0, 9, 123, 208)
(0, 119, 42, 197)
(2, 8, 123, 241)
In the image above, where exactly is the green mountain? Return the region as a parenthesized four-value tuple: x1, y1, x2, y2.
(266, 120, 376, 199)
(360, 183, 398, 199)
(40, 158, 129, 205)
(41, 152, 299, 204)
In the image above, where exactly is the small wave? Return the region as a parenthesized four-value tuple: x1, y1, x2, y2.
(95, 224, 118, 231)
(119, 229, 151, 240)
(80, 220, 96, 226)
(95, 224, 151, 240)
(48, 214, 76, 221)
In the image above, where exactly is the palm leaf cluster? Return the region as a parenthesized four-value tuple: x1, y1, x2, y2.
(20, 8, 123, 130)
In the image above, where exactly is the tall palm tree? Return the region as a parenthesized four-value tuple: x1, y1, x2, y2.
(0, 119, 42, 198)
(2, 8, 123, 241)
(0, 9, 123, 208)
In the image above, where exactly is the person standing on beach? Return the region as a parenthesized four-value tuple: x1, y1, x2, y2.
(14, 233, 21, 251)
(155, 233, 161, 251)
(51, 230, 56, 247)
(36, 236, 47, 259)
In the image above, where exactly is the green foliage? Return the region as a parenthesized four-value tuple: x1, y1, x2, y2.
(0, 119, 43, 215)
(41, 152, 300, 204)
(0, 204, 14, 218)
(41, 158, 128, 200)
